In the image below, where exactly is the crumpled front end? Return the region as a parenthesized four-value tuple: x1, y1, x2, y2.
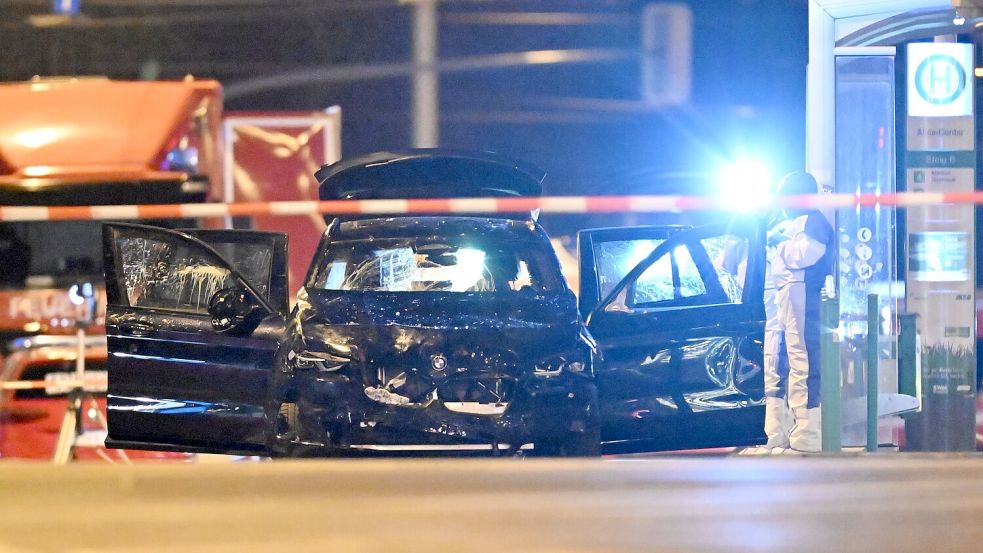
(271, 291, 596, 455)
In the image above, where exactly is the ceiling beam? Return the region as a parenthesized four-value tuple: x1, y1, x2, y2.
(815, 0, 951, 19)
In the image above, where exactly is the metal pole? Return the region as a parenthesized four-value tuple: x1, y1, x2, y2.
(898, 313, 918, 451)
(52, 394, 79, 465)
(820, 295, 841, 452)
(411, 0, 439, 147)
(866, 294, 878, 453)
(75, 326, 85, 384)
(53, 326, 86, 464)
(898, 314, 918, 399)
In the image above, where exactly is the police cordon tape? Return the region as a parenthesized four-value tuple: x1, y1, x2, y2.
(0, 191, 977, 221)
(1, 372, 108, 393)
(1, 380, 84, 390)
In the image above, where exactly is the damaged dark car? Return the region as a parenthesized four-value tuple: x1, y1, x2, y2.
(277, 215, 598, 455)
(103, 150, 767, 457)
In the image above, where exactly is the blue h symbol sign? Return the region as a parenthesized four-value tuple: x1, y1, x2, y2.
(927, 62, 954, 97)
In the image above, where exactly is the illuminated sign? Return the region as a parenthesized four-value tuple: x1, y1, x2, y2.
(909, 231, 969, 282)
(907, 43, 973, 117)
(904, 41, 977, 451)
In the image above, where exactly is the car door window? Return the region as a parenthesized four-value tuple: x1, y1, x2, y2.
(671, 245, 705, 299)
(702, 234, 749, 303)
(606, 231, 748, 313)
(631, 253, 673, 304)
(182, 229, 288, 314)
(593, 238, 666, 301)
(629, 244, 706, 307)
(199, 241, 274, 298)
(116, 233, 239, 314)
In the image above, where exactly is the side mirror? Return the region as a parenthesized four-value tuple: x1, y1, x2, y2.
(207, 286, 265, 335)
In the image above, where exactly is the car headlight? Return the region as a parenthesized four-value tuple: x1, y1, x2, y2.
(533, 355, 586, 378)
(288, 350, 349, 372)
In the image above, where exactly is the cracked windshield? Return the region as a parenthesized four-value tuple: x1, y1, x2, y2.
(316, 236, 560, 293)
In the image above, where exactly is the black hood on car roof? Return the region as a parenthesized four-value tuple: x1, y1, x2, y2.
(315, 149, 545, 201)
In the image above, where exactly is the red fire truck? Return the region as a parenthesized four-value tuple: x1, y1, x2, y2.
(0, 77, 340, 460)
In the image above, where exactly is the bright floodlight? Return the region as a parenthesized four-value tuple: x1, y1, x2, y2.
(716, 158, 773, 213)
(451, 248, 487, 291)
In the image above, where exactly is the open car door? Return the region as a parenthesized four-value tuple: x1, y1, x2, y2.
(579, 219, 767, 453)
(103, 224, 288, 455)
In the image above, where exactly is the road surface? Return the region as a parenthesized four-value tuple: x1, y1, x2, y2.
(1, 455, 981, 552)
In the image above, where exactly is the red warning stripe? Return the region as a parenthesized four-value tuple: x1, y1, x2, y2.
(0, 379, 97, 391)
(0, 192, 978, 222)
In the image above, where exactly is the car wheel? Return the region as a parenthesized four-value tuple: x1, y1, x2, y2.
(278, 402, 299, 434)
(267, 402, 300, 457)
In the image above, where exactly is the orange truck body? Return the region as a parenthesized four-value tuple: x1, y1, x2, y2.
(0, 78, 341, 460)
(0, 77, 223, 460)
(0, 77, 223, 205)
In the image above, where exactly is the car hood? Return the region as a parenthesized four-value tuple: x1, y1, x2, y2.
(314, 149, 544, 201)
(296, 289, 581, 369)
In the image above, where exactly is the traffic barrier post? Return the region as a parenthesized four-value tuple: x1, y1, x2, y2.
(821, 295, 841, 453)
(898, 314, 918, 399)
(866, 294, 878, 453)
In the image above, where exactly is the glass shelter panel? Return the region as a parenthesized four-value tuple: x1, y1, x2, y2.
(834, 54, 899, 447)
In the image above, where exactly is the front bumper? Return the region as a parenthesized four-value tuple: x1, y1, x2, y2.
(289, 368, 596, 452)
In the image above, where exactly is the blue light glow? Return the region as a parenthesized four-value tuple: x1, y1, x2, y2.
(716, 158, 773, 213)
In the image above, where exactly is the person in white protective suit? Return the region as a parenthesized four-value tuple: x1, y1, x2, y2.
(767, 171, 835, 453)
(736, 202, 793, 455)
(760, 213, 793, 450)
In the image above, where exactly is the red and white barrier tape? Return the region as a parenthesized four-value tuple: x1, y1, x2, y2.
(0, 379, 102, 391)
(0, 192, 974, 222)
(2, 372, 108, 393)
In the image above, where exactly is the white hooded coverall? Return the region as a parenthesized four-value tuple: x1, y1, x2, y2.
(769, 210, 834, 452)
(763, 220, 792, 449)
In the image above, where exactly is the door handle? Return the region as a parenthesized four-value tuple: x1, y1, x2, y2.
(119, 320, 156, 336)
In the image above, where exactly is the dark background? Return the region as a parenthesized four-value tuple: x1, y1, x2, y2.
(0, 0, 808, 233)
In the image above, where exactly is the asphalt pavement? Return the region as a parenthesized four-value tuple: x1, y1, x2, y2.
(1, 455, 982, 552)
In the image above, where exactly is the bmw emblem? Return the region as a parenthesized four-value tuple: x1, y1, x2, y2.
(431, 354, 447, 371)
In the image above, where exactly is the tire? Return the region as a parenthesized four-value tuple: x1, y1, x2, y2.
(267, 402, 300, 458)
(278, 402, 299, 434)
